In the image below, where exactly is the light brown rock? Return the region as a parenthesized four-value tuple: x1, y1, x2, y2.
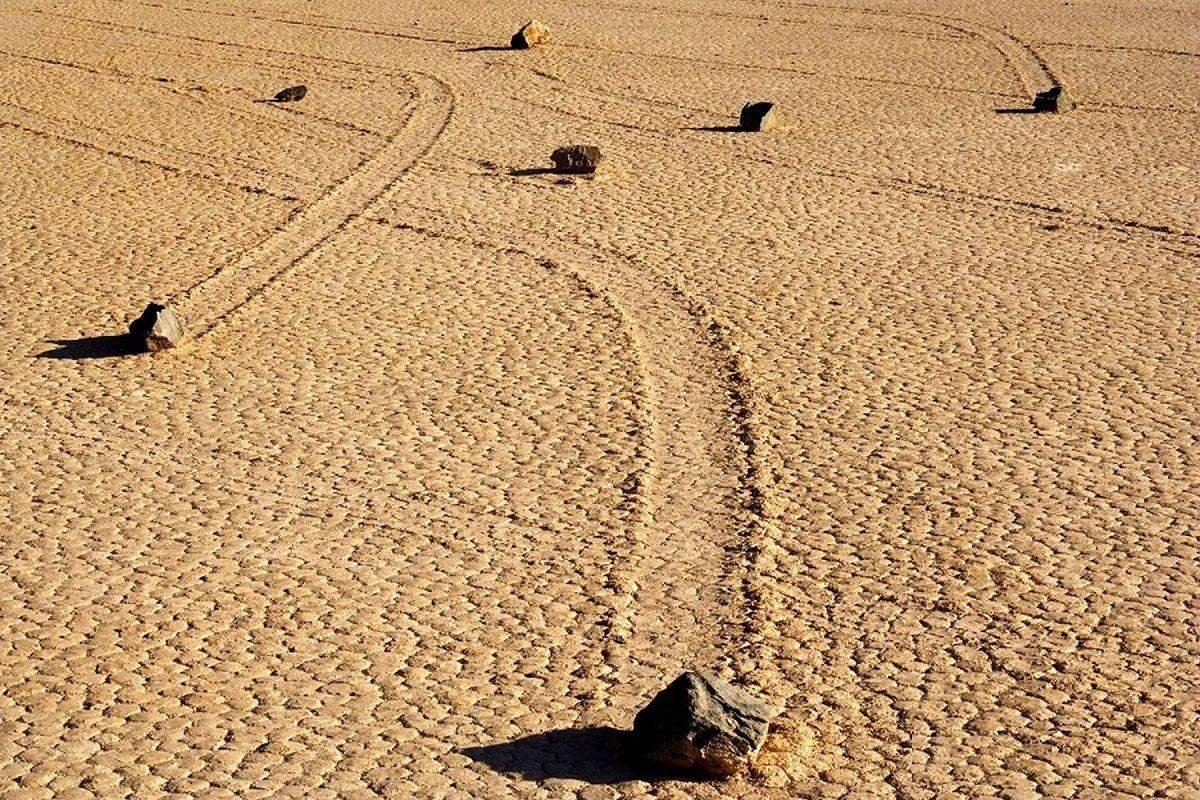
(128, 302, 186, 351)
(511, 19, 550, 49)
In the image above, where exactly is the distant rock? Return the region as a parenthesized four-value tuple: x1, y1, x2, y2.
(272, 85, 308, 103)
(511, 19, 551, 50)
(1033, 84, 1074, 113)
(632, 672, 776, 777)
(129, 303, 185, 352)
(551, 144, 604, 174)
(739, 101, 780, 132)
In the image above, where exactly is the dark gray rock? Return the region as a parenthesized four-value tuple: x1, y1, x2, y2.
(739, 101, 780, 132)
(632, 672, 775, 777)
(1033, 84, 1074, 113)
(129, 303, 185, 352)
(511, 19, 550, 49)
(550, 144, 604, 174)
(272, 85, 308, 103)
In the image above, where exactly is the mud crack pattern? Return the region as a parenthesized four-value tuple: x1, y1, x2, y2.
(1, 0, 1197, 797)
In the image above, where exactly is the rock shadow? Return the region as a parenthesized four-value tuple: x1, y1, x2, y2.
(37, 334, 142, 360)
(685, 124, 746, 133)
(461, 727, 690, 785)
(508, 167, 559, 177)
(458, 45, 514, 53)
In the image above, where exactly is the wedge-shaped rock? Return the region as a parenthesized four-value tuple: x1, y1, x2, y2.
(511, 19, 550, 49)
(1033, 84, 1074, 113)
(129, 303, 185, 352)
(633, 672, 775, 777)
(272, 84, 308, 103)
(739, 101, 780, 132)
(551, 144, 603, 174)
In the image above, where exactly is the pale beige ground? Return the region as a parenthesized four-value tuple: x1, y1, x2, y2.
(1, 0, 1198, 797)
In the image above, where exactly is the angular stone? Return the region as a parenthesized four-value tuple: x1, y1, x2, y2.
(632, 672, 776, 777)
(739, 101, 780, 132)
(511, 19, 551, 50)
(550, 144, 603, 175)
(1033, 84, 1074, 113)
(272, 84, 308, 103)
(129, 303, 185, 352)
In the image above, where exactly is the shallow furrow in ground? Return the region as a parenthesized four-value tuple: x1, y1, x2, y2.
(174, 73, 450, 338)
(364, 205, 789, 739)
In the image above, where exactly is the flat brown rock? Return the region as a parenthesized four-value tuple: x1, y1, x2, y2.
(271, 84, 308, 103)
(550, 144, 603, 174)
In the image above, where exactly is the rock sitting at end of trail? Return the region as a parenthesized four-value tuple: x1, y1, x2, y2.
(551, 144, 603, 174)
(272, 84, 308, 103)
(1033, 84, 1074, 113)
(129, 303, 185, 352)
(511, 19, 551, 49)
(633, 672, 776, 777)
(739, 101, 780, 132)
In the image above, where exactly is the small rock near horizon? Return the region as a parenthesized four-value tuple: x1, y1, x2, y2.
(550, 144, 604, 174)
(511, 19, 551, 49)
(632, 672, 776, 777)
(129, 303, 186, 352)
(272, 84, 308, 103)
(1033, 84, 1074, 113)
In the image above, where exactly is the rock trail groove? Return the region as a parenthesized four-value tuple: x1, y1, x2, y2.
(175, 73, 452, 339)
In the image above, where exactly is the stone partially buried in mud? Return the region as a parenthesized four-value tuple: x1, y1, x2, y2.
(633, 672, 776, 777)
(1033, 84, 1074, 113)
(129, 303, 185, 352)
(550, 144, 604, 174)
(511, 19, 551, 49)
(739, 101, 780, 132)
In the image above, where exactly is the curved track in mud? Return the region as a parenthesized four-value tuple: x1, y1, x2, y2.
(359, 206, 784, 707)
(176, 72, 454, 339)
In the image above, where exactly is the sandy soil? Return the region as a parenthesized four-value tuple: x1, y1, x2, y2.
(1, 0, 1198, 797)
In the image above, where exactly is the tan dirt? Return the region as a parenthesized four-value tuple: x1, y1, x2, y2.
(1, 0, 1197, 797)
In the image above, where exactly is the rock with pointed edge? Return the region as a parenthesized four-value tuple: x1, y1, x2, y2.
(129, 303, 185, 352)
(632, 672, 776, 777)
(1033, 84, 1074, 113)
(511, 19, 551, 49)
(550, 144, 604, 174)
(739, 101, 780, 132)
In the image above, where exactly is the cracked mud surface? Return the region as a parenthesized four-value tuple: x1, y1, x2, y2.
(1, 0, 1197, 797)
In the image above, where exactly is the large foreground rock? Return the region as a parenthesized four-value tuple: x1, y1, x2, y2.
(511, 19, 551, 49)
(129, 303, 185, 352)
(272, 84, 308, 103)
(632, 672, 775, 777)
(739, 101, 780, 132)
(1033, 84, 1074, 113)
(550, 144, 603, 174)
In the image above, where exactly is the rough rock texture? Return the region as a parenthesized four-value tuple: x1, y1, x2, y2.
(739, 101, 780, 132)
(1033, 84, 1074, 113)
(550, 144, 604, 174)
(129, 303, 186, 352)
(511, 19, 551, 49)
(272, 84, 308, 103)
(632, 672, 776, 777)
